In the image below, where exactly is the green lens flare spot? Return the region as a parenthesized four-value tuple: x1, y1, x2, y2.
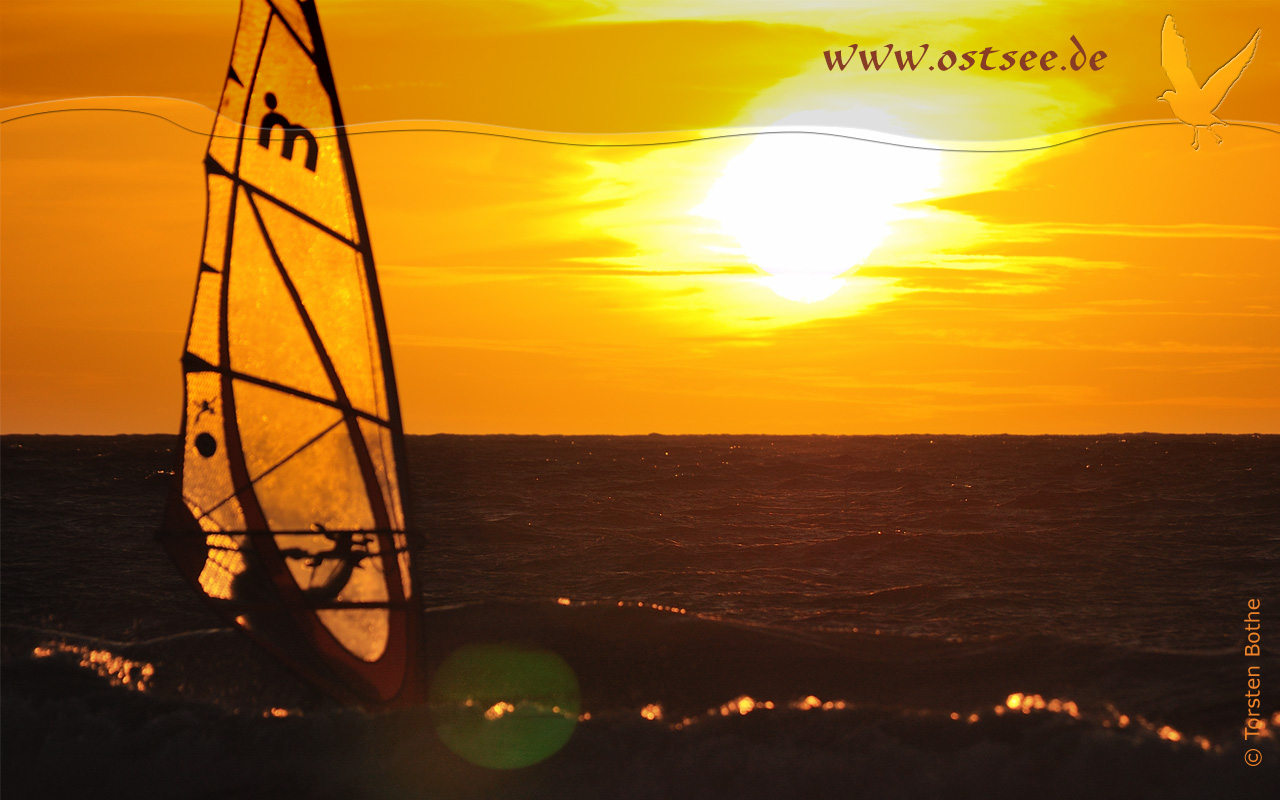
(429, 643, 581, 769)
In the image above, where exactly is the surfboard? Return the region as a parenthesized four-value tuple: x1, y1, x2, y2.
(161, 0, 420, 707)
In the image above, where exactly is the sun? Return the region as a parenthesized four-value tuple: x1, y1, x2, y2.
(694, 131, 942, 303)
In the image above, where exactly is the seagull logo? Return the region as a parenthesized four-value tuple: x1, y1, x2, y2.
(1158, 15, 1261, 149)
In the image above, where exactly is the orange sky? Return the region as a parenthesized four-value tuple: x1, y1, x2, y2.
(2, 0, 1277, 433)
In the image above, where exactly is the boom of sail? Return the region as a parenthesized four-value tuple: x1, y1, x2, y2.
(162, 0, 420, 706)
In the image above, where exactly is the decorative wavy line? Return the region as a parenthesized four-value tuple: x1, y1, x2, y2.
(3, 96, 1278, 153)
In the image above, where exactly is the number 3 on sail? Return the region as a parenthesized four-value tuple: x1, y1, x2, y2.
(161, 0, 422, 708)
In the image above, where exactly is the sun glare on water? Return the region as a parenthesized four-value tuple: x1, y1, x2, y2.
(695, 132, 942, 303)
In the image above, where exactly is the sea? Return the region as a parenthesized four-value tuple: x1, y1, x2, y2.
(2, 433, 1278, 798)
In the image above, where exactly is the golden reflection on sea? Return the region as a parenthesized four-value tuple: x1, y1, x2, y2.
(31, 642, 154, 691)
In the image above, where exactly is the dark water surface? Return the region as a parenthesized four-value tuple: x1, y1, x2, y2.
(3, 434, 1278, 798)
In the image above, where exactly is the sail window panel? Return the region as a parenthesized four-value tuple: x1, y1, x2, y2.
(232, 379, 344, 482)
(357, 417, 403, 529)
(227, 189, 336, 400)
(255, 198, 384, 417)
(268, 0, 316, 54)
(200, 175, 235, 274)
(182, 372, 245, 531)
(353, 277, 388, 418)
(252, 423, 376, 531)
(228, 0, 274, 92)
(355, 268, 389, 417)
(238, 20, 355, 241)
(195, 500, 247, 534)
(209, 94, 246, 171)
(197, 533, 249, 600)
(209, 0, 271, 168)
(186, 270, 222, 368)
(316, 608, 389, 663)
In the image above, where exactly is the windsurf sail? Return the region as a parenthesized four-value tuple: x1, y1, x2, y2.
(162, 0, 420, 707)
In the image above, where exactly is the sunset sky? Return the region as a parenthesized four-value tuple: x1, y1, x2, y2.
(2, 0, 1277, 434)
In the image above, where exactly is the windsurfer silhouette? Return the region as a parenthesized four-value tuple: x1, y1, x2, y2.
(278, 524, 374, 603)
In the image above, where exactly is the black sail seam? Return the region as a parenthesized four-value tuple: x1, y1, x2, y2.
(227, 369, 389, 424)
